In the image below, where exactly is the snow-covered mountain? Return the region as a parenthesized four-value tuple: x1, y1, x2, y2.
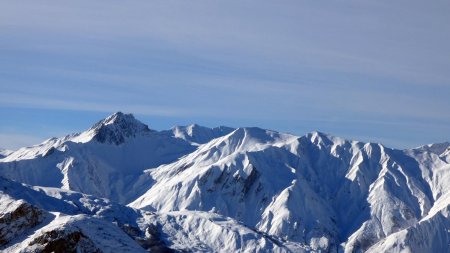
(1, 112, 450, 252)
(0, 177, 301, 252)
(161, 124, 235, 145)
(129, 129, 450, 252)
(0, 149, 12, 159)
(0, 112, 199, 203)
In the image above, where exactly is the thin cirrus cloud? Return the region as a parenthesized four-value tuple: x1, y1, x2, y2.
(0, 0, 449, 149)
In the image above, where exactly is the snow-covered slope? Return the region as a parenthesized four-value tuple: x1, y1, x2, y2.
(1, 112, 450, 252)
(0, 177, 303, 252)
(0, 177, 146, 252)
(131, 129, 450, 252)
(0, 112, 197, 203)
(162, 124, 235, 145)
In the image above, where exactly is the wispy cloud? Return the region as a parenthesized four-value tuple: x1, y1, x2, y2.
(2, 0, 450, 84)
(0, 92, 194, 117)
(1, 0, 449, 149)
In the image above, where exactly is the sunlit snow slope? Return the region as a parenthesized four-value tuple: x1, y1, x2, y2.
(0, 113, 199, 203)
(1, 112, 450, 252)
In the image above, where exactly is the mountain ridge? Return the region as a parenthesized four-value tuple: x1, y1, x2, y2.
(1, 112, 449, 252)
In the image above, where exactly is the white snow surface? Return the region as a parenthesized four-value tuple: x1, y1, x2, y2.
(0, 177, 302, 252)
(0, 112, 197, 203)
(162, 124, 235, 145)
(1, 112, 450, 252)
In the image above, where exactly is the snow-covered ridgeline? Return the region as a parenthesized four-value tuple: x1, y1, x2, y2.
(1, 112, 449, 252)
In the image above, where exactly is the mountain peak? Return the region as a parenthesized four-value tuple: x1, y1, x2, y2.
(169, 124, 235, 144)
(99, 112, 136, 126)
(414, 141, 450, 155)
(89, 112, 152, 145)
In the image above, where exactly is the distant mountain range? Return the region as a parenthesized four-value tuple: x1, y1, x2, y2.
(1, 112, 449, 252)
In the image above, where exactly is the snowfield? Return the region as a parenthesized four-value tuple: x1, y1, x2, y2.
(1, 112, 449, 252)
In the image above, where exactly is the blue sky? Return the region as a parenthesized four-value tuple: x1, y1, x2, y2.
(1, 0, 449, 150)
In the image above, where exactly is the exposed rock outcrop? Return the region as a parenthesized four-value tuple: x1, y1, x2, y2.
(0, 198, 45, 245)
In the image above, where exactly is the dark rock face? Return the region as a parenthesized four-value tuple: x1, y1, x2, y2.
(117, 222, 174, 253)
(242, 166, 260, 196)
(137, 224, 174, 253)
(0, 201, 45, 245)
(42, 147, 56, 157)
(29, 229, 101, 253)
(91, 112, 152, 145)
(120, 223, 141, 238)
(94, 126, 128, 145)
